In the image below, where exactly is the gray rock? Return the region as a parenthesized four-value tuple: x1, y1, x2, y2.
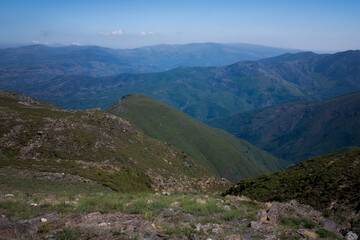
(267, 203, 280, 224)
(346, 231, 358, 240)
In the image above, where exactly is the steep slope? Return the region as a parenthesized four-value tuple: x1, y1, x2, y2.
(0, 90, 229, 193)
(212, 92, 360, 163)
(224, 149, 360, 235)
(107, 94, 283, 182)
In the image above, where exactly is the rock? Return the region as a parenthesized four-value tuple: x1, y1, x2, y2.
(147, 200, 153, 204)
(260, 210, 268, 223)
(267, 203, 280, 224)
(346, 231, 358, 240)
(4, 194, 14, 198)
(64, 200, 70, 205)
(0, 217, 37, 239)
(196, 198, 206, 204)
(98, 222, 107, 227)
(40, 218, 47, 223)
(171, 201, 181, 208)
(249, 221, 261, 230)
(195, 223, 201, 232)
(225, 235, 241, 240)
(212, 227, 223, 234)
(297, 229, 318, 239)
(224, 205, 231, 211)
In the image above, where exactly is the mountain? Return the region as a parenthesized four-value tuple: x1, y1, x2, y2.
(260, 50, 360, 98)
(18, 59, 317, 121)
(211, 92, 360, 163)
(0, 90, 231, 193)
(224, 149, 360, 235)
(3, 50, 359, 123)
(107, 94, 284, 182)
(0, 43, 299, 91)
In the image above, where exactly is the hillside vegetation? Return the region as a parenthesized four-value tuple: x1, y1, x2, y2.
(107, 94, 283, 182)
(224, 149, 360, 235)
(0, 90, 229, 193)
(212, 92, 360, 163)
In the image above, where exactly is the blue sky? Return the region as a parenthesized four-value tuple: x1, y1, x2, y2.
(0, 0, 359, 51)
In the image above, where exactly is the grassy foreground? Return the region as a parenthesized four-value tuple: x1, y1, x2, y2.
(0, 168, 343, 239)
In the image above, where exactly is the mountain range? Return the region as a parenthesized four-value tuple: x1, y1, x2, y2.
(2, 49, 358, 124)
(0, 42, 298, 92)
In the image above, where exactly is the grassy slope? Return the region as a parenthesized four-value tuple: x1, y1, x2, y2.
(212, 91, 360, 163)
(0, 91, 216, 193)
(107, 94, 284, 182)
(224, 149, 360, 234)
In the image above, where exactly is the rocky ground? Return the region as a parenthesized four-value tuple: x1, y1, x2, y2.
(0, 168, 353, 240)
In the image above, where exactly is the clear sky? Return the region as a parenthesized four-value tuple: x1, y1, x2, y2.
(0, 0, 359, 51)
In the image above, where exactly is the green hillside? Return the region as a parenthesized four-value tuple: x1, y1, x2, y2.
(107, 94, 284, 182)
(211, 92, 360, 163)
(0, 90, 228, 193)
(224, 149, 360, 235)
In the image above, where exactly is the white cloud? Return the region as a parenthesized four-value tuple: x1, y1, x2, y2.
(141, 31, 156, 36)
(98, 29, 124, 36)
(71, 42, 82, 46)
(32, 40, 49, 45)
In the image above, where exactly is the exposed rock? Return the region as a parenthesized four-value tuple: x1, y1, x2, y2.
(0, 217, 37, 239)
(171, 201, 181, 208)
(212, 227, 223, 234)
(224, 235, 241, 240)
(346, 231, 358, 240)
(4, 194, 14, 198)
(297, 229, 318, 239)
(267, 202, 281, 224)
(224, 205, 231, 211)
(249, 221, 261, 230)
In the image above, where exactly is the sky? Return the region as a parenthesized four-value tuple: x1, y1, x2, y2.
(0, 0, 359, 51)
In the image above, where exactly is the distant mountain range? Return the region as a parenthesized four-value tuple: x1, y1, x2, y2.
(107, 94, 283, 182)
(6, 49, 358, 123)
(0, 42, 299, 90)
(211, 92, 360, 163)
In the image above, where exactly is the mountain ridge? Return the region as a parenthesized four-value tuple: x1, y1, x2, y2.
(0, 90, 230, 193)
(107, 93, 284, 182)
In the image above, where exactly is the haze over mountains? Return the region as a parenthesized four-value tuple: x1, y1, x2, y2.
(0, 42, 298, 88)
